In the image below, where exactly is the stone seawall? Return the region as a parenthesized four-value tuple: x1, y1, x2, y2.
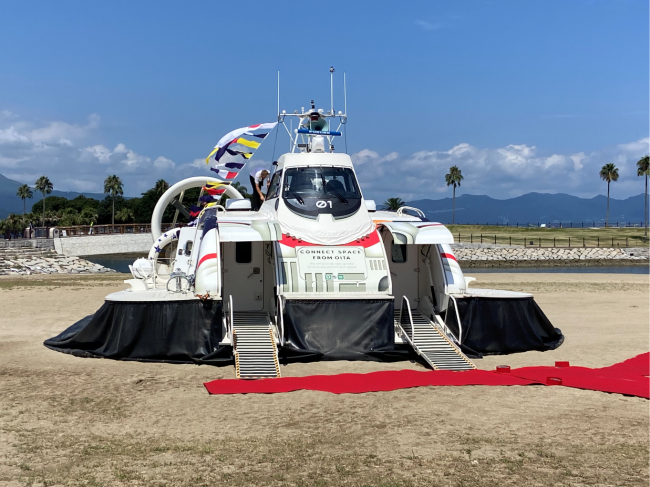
(53, 233, 154, 256)
(452, 245, 649, 268)
(0, 239, 54, 249)
(0, 247, 116, 275)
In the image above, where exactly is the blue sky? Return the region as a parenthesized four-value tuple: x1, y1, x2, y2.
(0, 0, 647, 202)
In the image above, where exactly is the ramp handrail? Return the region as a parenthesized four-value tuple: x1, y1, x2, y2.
(276, 295, 285, 346)
(396, 206, 426, 219)
(399, 296, 415, 344)
(228, 295, 234, 342)
(445, 295, 463, 345)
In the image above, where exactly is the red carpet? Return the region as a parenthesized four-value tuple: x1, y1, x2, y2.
(203, 353, 649, 398)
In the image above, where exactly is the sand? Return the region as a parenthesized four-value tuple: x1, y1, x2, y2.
(0, 272, 647, 486)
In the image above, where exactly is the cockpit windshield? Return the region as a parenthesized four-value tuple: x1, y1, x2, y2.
(282, 167, 362, 220)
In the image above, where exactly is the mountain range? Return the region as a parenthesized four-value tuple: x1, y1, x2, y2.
(0, 173, 647, 224)
(0, 174, 108, 219)
(408, 193, 647, 225)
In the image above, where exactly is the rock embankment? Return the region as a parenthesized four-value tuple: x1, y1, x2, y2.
(452, 245, 649, 267)
(0, 247, 116, 275)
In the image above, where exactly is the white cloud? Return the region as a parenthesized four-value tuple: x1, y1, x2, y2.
(80, 142, 152, 169)
(119, 147, 150, 167)
(352, 150, 399, 166)
(81, 145, 112, 164)
(1, 109, 647, 202)
(352, 137, 650, 203)
(153, 156, 175, 169)
(0, 112, 181, 192)
(1, 110, 18, 119)
(60, 178, 101, 192)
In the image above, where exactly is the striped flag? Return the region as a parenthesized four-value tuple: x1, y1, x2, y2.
(210, 168, 238, 180)
(203, 181, 228, 196)
(205, 122, 277, 182)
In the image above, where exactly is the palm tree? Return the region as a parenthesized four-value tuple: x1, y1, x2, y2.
(104, 175, 124, 225)
(231, 181, 249, 196)
(115, 208, 134, 223)
(3, 214, 21, 239)
(445, 165, 464, 224)
(154, 179, 169, 195)
(599, 163, 619, 227)
(383, 197, 405, 211)
(637, 156, 649, 238)
(16, 184, 33, 215)
(34, 176, 53, 227)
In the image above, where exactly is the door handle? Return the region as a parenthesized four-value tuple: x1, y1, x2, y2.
(247, 267, 261, 278)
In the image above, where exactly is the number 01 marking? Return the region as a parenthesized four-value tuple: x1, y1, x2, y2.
(316, 200, 332, 209)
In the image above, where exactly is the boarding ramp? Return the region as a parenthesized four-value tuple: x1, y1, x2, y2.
(396, 296, 476, 371)
(227, 299, 281, 379)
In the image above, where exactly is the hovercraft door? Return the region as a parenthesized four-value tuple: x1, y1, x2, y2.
(222, 241, 264, 311)
(384, 235, 418, 310)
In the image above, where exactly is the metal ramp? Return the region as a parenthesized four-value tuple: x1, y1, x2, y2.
(395, 297, 476, 371)
(232, 311, 281, 379)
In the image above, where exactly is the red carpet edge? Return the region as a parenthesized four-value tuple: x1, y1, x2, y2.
(203, 352, 649, 398)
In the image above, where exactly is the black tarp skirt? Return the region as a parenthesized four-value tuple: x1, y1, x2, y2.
(44, 299, 233, 365)
(280, 298, 411, 362)
(444, 296, 564, 357)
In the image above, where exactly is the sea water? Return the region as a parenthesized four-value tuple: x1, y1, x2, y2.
(466, 266, 648, 274)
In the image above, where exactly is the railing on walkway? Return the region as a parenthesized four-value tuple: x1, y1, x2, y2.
(33, 224, 180, 238)
(454, 234, 644, 248)
(450, 222, 645, 228)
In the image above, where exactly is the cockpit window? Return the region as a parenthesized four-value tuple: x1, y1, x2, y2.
(284, 167, 360, 199)
(266, 170, 282, 199)
(282, 167, 362, 220)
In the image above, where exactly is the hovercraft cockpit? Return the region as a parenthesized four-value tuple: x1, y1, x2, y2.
(281, 166, 362, 220)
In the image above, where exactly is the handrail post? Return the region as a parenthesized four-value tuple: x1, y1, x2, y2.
(401, 296, 414, 344)
(229, 295, 234, 342)
(277, 295, 285, 346)
(447, 295, 463, 345)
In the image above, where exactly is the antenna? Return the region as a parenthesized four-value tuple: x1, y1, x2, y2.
(277, 71, 280, 121)
(343, 72, 347, 116)
(330, 66, 335, 114)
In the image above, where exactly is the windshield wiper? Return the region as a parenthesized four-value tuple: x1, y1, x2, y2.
(284, 189, 305, 205)
(322, 177, 348, 205)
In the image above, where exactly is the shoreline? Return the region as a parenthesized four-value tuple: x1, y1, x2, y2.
(459, 258, 649, 268)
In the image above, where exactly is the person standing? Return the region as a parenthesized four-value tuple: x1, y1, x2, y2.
(249, 168, 270, 211)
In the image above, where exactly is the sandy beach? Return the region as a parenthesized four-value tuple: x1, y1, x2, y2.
(0, 272, 648, 486)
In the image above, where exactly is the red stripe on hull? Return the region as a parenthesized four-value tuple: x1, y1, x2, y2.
(197, 253, 218, 268)
(279, 230, 381, 249)
(441, 252, 457, 262)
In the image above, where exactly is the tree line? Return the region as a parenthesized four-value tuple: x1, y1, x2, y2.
(2, 158, 649, 238)
(1, 174, 254, 237)
(383, 157, 650, 237)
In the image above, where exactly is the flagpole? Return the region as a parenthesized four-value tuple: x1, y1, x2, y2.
(343, 72, 347, 116)
(330, 66, 335, 115)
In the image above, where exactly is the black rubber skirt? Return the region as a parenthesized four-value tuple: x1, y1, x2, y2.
(280, 298, 411, 363)
(44, 299, 233, 365)
(444, 296, 564, 357)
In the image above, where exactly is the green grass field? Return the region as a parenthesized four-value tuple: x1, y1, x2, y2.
(445, 225, 649, 248)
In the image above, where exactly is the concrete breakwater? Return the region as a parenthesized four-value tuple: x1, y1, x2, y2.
(452, 245, 649, 267)
(0, 247, 116, 275)
(54, 233, 154, 256)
